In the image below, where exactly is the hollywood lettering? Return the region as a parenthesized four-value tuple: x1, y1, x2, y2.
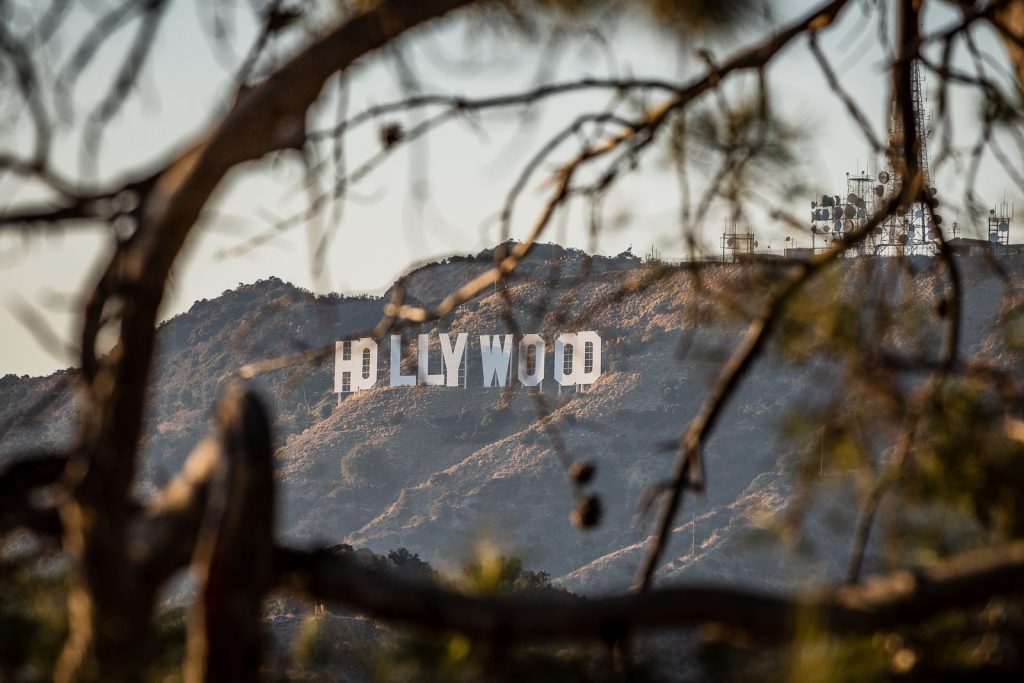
(334, 332, 602, 394)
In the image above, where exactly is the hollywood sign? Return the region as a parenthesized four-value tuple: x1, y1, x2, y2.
(335, 332, 602, 394)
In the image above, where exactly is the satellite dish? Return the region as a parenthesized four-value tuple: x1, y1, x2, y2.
(847, 193, 859, 204)
(785, 236, 791, 242)
(929, 186, 938, 196)
(844, 219, 854, 232)
(874, 184, 884, 196)
(821, 194, 832, 207)
(811, 200, 818, 208)
(811, 226, 818, 234)
(878, 170, 890, 183)
(990, 232, 999, 243)
(898, 233, 908, 245)
(927, 230, 936, 240)
(834, 195, 842, 206)
(934, 215, 943, 225)
(915, 209, 924, 218)
(857, 208, 866, 219)
(844, 205, 857, 219)
(999, 221, 1009, 231)
(754, 241, 759, 247)
(990, 208, 997, 215)
(727, 237, 735, 247)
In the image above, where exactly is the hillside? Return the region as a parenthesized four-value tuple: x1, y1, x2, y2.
(2, 245, 1021, 594)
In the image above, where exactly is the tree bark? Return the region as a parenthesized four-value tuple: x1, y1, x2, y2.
(185, 387, 275, 683)
(997, 1, 1024, 94)
(55, 1, 475, 680)
(276, 541, 1024, 642)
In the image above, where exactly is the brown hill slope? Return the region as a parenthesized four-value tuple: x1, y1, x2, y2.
(2, 248, 1021, 593)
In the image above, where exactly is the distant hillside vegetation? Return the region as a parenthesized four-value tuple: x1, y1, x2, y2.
(2, 246, 1020, 593)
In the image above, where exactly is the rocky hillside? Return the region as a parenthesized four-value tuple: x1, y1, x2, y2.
(2, 245, 1021, 594)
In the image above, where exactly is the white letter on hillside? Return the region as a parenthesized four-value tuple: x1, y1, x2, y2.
(554, 331, 602, 389)
(334, 338, 378, 394)
(554, 333, 578, 387)
(575, 330, 602, 386)
(517, 334, 545, 387)
(440, 333, 468, 387)
(389, 335, 416, 386)
(417, 334, 445, 386)
(480, 334, 513, 387)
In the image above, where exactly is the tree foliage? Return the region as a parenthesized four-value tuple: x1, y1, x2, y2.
(1, 0, 1024, 681)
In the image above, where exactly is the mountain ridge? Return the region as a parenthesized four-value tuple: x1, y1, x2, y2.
(2, 246, 1021, 593)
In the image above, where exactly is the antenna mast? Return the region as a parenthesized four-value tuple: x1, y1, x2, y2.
(805, 12, 958, 257)
(876, 15, 939, 256)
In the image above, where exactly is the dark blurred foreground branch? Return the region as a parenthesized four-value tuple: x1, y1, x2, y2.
(0, 387, 277, 682)
(0, 453, 66, 537)
(275, 540, 1024, 641)
(3, 0, 1021, 679)
(995, 0, 1024, 89)
(50, 2, 476, 682)
(184, 390, 275, 683)
(6, 384, 1024, 674)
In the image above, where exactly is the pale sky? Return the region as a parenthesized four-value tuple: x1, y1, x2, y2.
(0, 0, 1019, 376)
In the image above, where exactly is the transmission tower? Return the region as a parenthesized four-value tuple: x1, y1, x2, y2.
(808, 59, 939, 256)
(873, 52, 943, 255)
(807, 30, 1016, 257)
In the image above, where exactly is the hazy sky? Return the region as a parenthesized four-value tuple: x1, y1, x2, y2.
(0, 0, 1018, 376)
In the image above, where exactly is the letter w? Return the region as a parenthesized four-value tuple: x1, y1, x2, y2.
(479, 335, 513, 387)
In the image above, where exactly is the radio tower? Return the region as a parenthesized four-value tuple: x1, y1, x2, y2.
(807, 17, 944, 257)
(901, 59, 931, 192)
(875, 27, 940, 255)
(808, 13, 1012, 256)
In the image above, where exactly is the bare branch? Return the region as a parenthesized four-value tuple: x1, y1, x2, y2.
(184, 386, 275, 683)
(58, 2, 479, 680)
(0, 18, 52, 163)
(0, 452, 66, 537)
(276, 540, 1024, 641)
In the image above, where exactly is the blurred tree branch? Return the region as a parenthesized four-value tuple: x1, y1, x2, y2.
(0, 0, 1023, 679)
(276, 537, 1024, 641)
